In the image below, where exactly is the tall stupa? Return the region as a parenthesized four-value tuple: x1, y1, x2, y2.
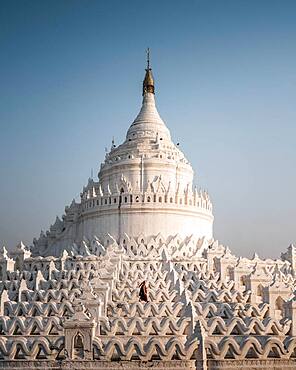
(31, 52, 213, 258)
(0, 55, 296, 370)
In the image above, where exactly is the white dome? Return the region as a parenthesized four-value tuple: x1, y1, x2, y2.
(31, 66, 214, 257)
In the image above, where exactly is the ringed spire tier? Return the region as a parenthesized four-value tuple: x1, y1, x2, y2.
(31, 57, 214, 257)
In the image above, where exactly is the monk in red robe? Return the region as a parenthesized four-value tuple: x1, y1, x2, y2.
(139, 280, 148, 302)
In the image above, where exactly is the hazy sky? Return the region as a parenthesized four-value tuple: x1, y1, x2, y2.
(0, 0, 295, 258)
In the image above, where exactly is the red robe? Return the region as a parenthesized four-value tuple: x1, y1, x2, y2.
(139, 283, 148, 302)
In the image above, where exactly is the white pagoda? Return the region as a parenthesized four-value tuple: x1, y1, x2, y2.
(0, 57, 296, 370)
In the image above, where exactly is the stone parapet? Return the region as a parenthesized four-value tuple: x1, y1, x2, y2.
(0, 360, 196, 370)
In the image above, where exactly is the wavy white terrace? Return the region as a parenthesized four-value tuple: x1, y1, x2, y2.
(0, 61, 295, 370)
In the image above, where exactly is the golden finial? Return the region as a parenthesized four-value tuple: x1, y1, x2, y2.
(143, 48, 154, 95)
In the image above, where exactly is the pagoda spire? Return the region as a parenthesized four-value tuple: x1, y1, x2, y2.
(143, 48, 155, 95)
(146, 47, 150, 69)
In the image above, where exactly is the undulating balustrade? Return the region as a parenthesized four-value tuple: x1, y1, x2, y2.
(1, 236, 296, 364)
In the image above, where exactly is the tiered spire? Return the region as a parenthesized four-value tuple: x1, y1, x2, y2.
(143, 48, 155, 95)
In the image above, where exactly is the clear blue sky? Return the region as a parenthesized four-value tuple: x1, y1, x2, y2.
(0, 0, 295, 258)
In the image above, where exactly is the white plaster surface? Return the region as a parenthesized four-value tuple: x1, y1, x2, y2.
(1, 67, 296, 370)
